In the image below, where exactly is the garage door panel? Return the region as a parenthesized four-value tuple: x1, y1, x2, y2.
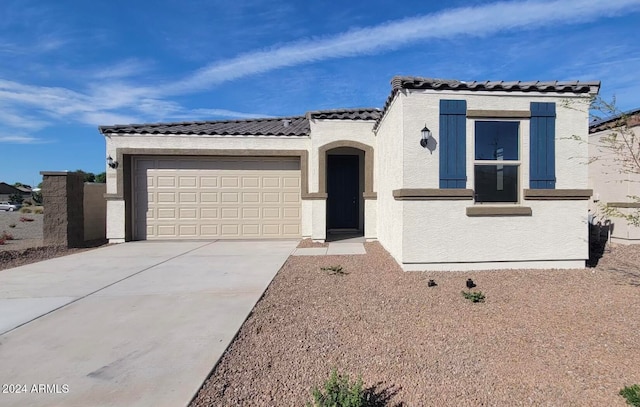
(134, 156, 301, 240)
(242, 208, 260, 219)
(157, 208, 176, 219)
(221, 192, 239, 203)
(242, 177, 260, 188)
(179, 208, 197, 219)
(178, 192, 197, 203)
(283, 192, 300, 203)
(242, 192, 260, 203)
(262, 192, 280, 203)
(200, 177, 218, 188)
(179, 176, 197, 187)
(200, 224, 218, 236)
(221, 177, 239, 187)
(283, 207, 300, 218)
(157, 192, 176, 203)
(201, 208, 218, 219)
(200, 192, 218, 203)
(283, 177, 300, 188)
(262, 177, 280, 188)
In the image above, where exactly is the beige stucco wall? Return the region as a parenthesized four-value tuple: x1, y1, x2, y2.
(395, 89, 593, 269)
(83, 183, 106, 241)
(588, 125, 640, 243)
(375, 94, 405, 263)
(106, 199, 125, 243)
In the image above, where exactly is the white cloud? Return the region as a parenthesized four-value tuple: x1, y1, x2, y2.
(0, 134, 51, 144)
(161, 0, 640, 93)
(1, 0, 639, 133)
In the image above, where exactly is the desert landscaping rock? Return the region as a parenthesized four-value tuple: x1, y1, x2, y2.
(0, 212, 44, 251)
(190, 242, 640, 406)
(0, 212, 104, 271)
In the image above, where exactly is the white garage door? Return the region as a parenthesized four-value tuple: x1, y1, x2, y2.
(133, 156, 301, 240)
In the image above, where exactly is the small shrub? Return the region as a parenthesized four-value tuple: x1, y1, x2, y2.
(320, 265, 347, 275)
(462, 291, 486, 303)
(22, 200, 33, 206)
(309, 369, 366, 407)
(19, 207, 33, 214)
(620, 384, 640, 406)
(8, 223, 16, 228)
(33, 207, 44, 214)
(1, 231, 14, 240)
(19, 216, 34, 222)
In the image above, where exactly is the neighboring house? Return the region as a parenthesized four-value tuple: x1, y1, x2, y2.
(0, 182, 32, 202)
(588, 108, 640, 244)
(99, 76, 599, 271)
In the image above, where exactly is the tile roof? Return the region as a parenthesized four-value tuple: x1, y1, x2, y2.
(99, 116, 310, 136)
(589, 107, 640, 132)
(390, 76, 601, 93)
(374, 76, 601, 131)
(307, 108, 381, 120)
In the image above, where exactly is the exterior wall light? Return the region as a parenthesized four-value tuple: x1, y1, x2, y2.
(420, 124, 437, 154)
(107, 155, 118, 169)
(420, 125, 432, 147)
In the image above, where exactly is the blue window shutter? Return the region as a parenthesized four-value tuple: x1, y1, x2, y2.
(529, 102, 556, 189)
(439, 100, 467, 188)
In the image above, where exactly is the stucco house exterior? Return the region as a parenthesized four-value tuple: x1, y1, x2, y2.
(588, 108, 640, 244)
(99, 76, 599, 271)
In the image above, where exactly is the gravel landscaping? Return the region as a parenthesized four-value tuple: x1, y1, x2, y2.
(190, 242, 640, 406)
(0, 211, 44, 251)
(0, 212, 105, 271)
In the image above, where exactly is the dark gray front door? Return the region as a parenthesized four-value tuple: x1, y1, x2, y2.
(327, 155, 359, 229)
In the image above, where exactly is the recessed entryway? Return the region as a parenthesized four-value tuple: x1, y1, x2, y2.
(327, 155, 360, 230)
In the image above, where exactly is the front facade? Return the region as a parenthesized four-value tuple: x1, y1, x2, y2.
(588, 109, 640, 244)
(100, 76, 599, 270)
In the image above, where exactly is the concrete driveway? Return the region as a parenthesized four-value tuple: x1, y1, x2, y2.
(0, 240, 297, 407)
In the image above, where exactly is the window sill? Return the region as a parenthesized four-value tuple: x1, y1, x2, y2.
(523, 189, 592, 200)
(393, 189, 474, 200)
(466, 206, 532, 217)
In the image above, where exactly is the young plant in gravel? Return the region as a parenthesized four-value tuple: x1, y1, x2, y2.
(620, 384, 640, 406)
(8, 223, 16, 228)
(462, 291, 486, 303)
(0, 237, 5, 245)
(1, 231, 14, 240)
(19, 216, 34, 222)
(308, 369, 366, 407)
(321, 265, 348, 275)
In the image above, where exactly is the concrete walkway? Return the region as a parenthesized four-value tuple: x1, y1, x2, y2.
(291, 242, 366, 256)
(0, 240, 297, 407)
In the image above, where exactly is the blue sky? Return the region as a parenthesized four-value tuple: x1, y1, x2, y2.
(1, 0, 640, 186)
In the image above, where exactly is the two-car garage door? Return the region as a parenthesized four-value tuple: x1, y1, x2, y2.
(133, 156, 301, 240)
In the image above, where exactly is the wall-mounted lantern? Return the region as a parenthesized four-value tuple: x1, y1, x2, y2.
(107, 155, 118, 169)
(420, 124, 437, 154)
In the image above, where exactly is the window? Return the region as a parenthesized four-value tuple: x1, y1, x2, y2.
(474, 121, 519, 203)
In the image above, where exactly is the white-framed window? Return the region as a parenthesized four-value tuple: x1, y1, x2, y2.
(473, 121, 520, 203)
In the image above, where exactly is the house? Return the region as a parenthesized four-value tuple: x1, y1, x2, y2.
(0, 182, 32, 202)
(99, 76, 599, 271)
(588, 108, 640, 244)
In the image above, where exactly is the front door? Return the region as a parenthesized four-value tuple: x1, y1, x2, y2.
(327, 155, 359, 229)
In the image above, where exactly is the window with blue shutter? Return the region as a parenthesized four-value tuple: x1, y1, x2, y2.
(439, 100, 467, 188)
(529, 102, 556, 189)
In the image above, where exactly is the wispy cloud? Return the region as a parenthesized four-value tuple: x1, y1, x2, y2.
(1, 0, 639, 137)
(161, 0, 640, 94)
(0, 134, 52, 144)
